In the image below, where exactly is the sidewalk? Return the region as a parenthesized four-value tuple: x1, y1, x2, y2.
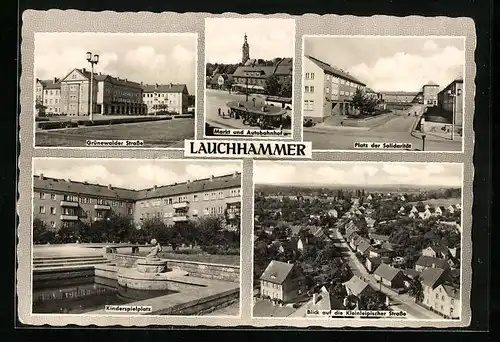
(410, 129, 463, 144)
(303, 125, 369, 134)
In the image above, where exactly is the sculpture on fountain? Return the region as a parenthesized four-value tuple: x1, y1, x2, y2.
(146, 239, 162, 260)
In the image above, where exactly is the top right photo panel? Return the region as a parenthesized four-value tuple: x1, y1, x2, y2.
(302, 36, 465, 152)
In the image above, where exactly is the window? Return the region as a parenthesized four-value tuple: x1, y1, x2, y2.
(39, 206, 45, 214)
(97, 198, 107, 205)
(204, 193, 210, 201)
(304, 100, 314, 111)
(435, 293, 439, 299)
(441, 295, 445, 301)
(203, 208, 209, 216)
(128, 208, 133, 215)
(50, 207, 56, 215)
(451, 299, 455, 304)
(218, 191, 224, 199)
(50, 221, 56, 228)
(39, 192, 46, 199)
(310, 73, 315, 80)
(192, 209, 198, 216)
(309, 86, 315, 93)
(218, 206, 223, 214)
(304, 86, 309, 92)
(211, 192, 217, 200)
(140, 202, 145, 208)
(193, 194, 199, 202)
(50, 194, 56, 200)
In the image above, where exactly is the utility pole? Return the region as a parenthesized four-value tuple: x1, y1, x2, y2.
(86, 52, 99, 121)
(245, 77, 249, 103)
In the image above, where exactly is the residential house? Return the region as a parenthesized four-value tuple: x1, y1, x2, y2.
(418, 209, 432, 220)
(373, 263, 405, 289)
(343, 275, 375, 300)
(414, 255, 450, 272)
(328, 209, 338, 218)
(447, 205, 456, 214)
(356, 238, 373, 256)
(369, 248, 394, 259)
(260, 260, 306, 302)
(410, 206, 418, 214)
(398, 206, 405, 213)
(437, 78, 464, 127)
(422, 245, 449, 259)
(365, 217, 376, 229)
(369, 233, 390, 245)
(400, 195, 406, 201)
(365, 256, 387, 273)
(409, 212, 416, 219)
(434, 206, 444, 216)
(420, 267, 460, 318)
(366, 194, 373, 201)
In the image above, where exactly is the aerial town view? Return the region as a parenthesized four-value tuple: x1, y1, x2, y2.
(34, 33, 196, 148)
(32, 158, 241, 316)
(253, 161, 462, 319)
(302, 36, 465, 151)
(204, 18, 294, 137)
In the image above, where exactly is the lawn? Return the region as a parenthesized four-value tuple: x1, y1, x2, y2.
(407, 198, 461, 207)
(35, 118, 194, 147)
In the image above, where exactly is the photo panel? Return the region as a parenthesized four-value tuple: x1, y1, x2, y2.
(301, 36, 466, 152)
(204, 18, 295, 139)
(252, 161, 467, 326)
(34, 33, 197, 149)
(31, 158, 242, 317)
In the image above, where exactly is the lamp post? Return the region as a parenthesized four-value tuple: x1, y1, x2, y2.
(447, 87, 462, 140)
(86, 52, 99, 121)
(421, 134, 426, 152)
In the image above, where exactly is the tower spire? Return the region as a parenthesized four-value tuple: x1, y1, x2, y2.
(242, 33, 250, 64)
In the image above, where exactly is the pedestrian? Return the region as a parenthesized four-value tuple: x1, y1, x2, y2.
(218, 107, 221, 116)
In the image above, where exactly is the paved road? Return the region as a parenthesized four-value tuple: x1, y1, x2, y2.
(304, 105, 461, 151)
(331, 229, 442, 320)
(205, 89, 292, 135)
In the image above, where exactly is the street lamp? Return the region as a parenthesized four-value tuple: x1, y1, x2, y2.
(86, 52, 99, 121)
(447, 87, 462, 141)
(421, 134, 426, 152)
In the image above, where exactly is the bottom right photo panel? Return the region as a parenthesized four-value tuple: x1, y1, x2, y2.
(252, 161, 464, 321)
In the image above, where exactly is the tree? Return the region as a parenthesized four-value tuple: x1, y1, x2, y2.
(35, 103, 47, 117)
(278, 78, 292, 98)
(408, 276, 424, 302)
(33, 218, 55, 244)
(264, 75, 281, 96)
(351, 88, 379, 116)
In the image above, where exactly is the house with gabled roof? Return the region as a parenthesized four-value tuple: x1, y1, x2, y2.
(373, 263, 405, 289)
(420, 267, 460, 318)
(343, 275, 375, 299)
(356, 238, 373, 256)
(260, 260, 306, 302)
(447, 205, 456, 214)
(422, 245, 449, 259)
(369, 233, 390, 245)
(410, 206, 418, 213)
(414, 255, 450, 272)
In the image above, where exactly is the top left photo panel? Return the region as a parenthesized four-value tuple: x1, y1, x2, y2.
(34, 33, 197, 149)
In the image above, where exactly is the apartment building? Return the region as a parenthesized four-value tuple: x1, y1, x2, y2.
(422, 81, 440, 107)
(420, 268, 460, 319)
(142, 83, 190, 114)
(437, 78, 464, 127)
(36, 78, 62, 115)
(133, 172, 241, 227)
(259, 260, 306, 302)
(379, 91, 420, 104)
(33, 172, 242, 230)
(303, 55, 366, 123)
(58, 68, 147, 116)
(232, 58, 293, 94)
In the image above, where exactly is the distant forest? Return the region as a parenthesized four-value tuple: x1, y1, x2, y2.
(255, 184, 462, 200)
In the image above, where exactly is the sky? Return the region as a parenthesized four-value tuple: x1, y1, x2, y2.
(205, 18, 295, 64)
(254, 162, 462, 187)
(35, 33, 197, 94)
(33, 159, 241, 190)
(304, 36, 465, 92)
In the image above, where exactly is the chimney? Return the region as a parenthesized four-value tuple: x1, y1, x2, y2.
(169, 83, 172, 88)
(67, 178, 71, 183)
(312, 293, 318, 304)
(82, 68, 86, 73)
(232, 171, 238, 178)
(125, 78, 127, 82)
(155, 83, 158, 89)
(54, 77, 58, 83)
(210, 175, 214, 182)
(140, 81, 143, 86)
(40, 173, 44, 180)
(432, 263, 436, 268)
(108, 184, 113, 190)
(187, 179, 191, 184)
(153, 185, 157, 191)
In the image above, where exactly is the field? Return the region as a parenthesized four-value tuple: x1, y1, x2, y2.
(35, 118, 194, 147)
(407, 198, 461, 207)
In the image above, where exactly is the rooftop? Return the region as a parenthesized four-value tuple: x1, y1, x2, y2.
(259, 260, 295, 284)
(374, 263, 402, 281)
(343, 276, 371, 297)
(304, 55, 366, 86)
(415, 255, 450, 270)
(142, 83, 188, 94)
(420, 267, 447, 288)
(33, 172, 241, 201)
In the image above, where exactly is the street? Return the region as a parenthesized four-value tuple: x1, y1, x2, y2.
(205, 88, 292, 134)
(304, 105, 462, 151)
(331, 228, 442, 320)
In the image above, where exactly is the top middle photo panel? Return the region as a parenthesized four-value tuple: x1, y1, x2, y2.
(204, 18, 295, 139)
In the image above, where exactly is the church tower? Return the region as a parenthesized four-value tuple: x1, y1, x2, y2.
(242, 33, 250, 64)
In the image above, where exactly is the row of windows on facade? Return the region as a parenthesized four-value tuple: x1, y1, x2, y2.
(305, 72, 363, 88)
(143, 93, 180, 98)
(139, 189, 241, 208)
(234, 77, 265, 85)
(144, 100, 178, 106)
(425, 298, 455, 316)
(304, 85, 356, 97)
(38, 205, 133, 216)
(262, 280, 282, 289)
(140, 205, 239, 219)
(38, 192, 128, 207)
(425, 285, 456, 305)
(64, 84, 141, 99)
(261, 289, 281, 299)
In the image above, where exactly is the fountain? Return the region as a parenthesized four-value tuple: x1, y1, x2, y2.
(117, 239, 188, 291)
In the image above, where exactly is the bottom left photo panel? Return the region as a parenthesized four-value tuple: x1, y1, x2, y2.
(30, 158, 242, 317)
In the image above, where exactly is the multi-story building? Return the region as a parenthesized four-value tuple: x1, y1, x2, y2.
(59, 68, 147, 116)
(379, 91, 420, 104)
(35, 78, 62, 115)
(259, 260, 306, 302)
(302, 55, 366, 123)
(33, 172, 241, 231)
(422, 81, 440, 107)
(420, 268, 460, 319)
(142, 83, 190, 114)
(437, 78, 463, 127)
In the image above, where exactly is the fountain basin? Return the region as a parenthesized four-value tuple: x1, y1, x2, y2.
(136, 258, 168, 273)
(117, 268, 189, 291)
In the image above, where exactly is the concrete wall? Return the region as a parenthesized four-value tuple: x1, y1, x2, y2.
(107, 253, 240, 283)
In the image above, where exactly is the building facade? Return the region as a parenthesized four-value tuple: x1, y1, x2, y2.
(260, 260, 306, 302)
(379, 91, 420, 104)
(33, 172, 241, 231)
(142, 83, 190, 114)
(422, 81, 440, 107)
(35, 78, 62, 115)
(437, 78, 463, 127)
(303, 55, 366, 123)
(59, 68, 147, 116)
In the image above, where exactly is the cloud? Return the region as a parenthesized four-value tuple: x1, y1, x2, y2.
(382, 164, 411, 176)
(348, 45, 465, 91)
(185, 163, 241, 181)
(124, 46, 167, 72)
(423, 40, 439, 51)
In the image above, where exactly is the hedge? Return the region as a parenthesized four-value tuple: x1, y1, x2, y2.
(38, 121, 78, 130)
(173, 114, 194, 119)
(78, 116, 173, 126)
(35, 117, 50, 122)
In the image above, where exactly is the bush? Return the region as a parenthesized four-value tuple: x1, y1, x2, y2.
(173, 114, 193, 119)
(200, 245, 240, 255)
(38, 121, 78, 130)
(35, 117, 50, 122)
